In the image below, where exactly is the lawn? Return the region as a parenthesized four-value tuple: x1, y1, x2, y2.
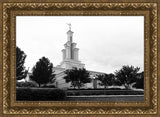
(66, 95, 144, 101)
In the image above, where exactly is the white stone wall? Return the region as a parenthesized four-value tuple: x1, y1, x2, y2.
(62, 49, 66, 60)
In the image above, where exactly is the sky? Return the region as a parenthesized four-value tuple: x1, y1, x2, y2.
(16, 16, 144, 73)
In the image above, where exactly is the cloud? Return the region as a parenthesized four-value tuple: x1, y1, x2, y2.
(17, 16, 144, 73)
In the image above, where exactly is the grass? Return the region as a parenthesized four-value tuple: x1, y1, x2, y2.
(66, 89, 144, 96)
(66, 95, 144, 101)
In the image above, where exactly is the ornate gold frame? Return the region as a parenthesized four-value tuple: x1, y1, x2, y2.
(0, 0, 160, 116)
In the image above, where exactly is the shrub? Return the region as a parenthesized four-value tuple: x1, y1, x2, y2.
(67, 88, 125, 90)
(16, 88, 66, 101)
(16, 88, 32, 100)
(16, 81, 37, 87)
(66, 90, 144, 96)
(42, 84, 56, 88)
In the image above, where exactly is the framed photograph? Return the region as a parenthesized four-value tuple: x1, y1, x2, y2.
(0, 0, 159, 116)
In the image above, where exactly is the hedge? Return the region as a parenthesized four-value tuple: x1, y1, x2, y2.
(66, 90, 144, 96)
(68, 88, 127, 90)
(16, 87, 66, 101)
(16, 82, 37, 87)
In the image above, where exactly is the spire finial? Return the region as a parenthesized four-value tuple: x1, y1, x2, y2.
(67, 23, 71, 30)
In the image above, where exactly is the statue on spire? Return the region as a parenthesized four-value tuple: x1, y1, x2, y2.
(67, 23, 71, 30)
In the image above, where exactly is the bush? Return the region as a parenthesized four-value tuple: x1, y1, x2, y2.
(66, 90, 144, 96)
(16, 87, 66, 101)
(67, 88, 126, 90)
(132, 81, 144, 89)
(16, 82, 37, 87)
(42, 84, 56, 88)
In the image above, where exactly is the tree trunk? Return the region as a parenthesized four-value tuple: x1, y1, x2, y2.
(78, 85, 80, 89)
(39, 83, 41, 87)
(78, 85, 81, 96)
(124, 83, 130, 89)
(78, 81, 81, 89)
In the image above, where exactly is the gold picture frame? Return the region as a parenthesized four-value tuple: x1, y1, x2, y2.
(0, 0, 160, 116)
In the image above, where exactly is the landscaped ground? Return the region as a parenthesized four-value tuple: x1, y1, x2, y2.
(66, 89, 144, 101)
(16, 87, 144, 101)
(66, 95, 144, 101)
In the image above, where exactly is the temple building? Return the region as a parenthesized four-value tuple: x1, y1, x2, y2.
(54, 24, 105, 89)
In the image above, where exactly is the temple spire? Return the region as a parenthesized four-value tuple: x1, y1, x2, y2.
(58, 24, 85, 69)
(66, 23, 73, 42)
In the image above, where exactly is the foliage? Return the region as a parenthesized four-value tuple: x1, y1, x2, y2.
(97, 73, 115, 89)
(115, 65, 140, 89)
(16, 81, 37, 87)
(16, 88, 66, 101)
(68, 88, 125, 90)
(112, 78, 122, 86)
(30, 57, 55, 87)
(42, 84, 56, 88)
(16, 47, 28, 80)
(66, 90, 144, 96)
(133, 71, 144, 89)
(64, 68, 91, 89)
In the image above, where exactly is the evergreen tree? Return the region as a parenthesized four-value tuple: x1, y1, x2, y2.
(30, 57, 55, 87)
(16, 47, 28, 80)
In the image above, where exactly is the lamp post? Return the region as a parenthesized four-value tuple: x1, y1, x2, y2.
(93, 76, 97, 89)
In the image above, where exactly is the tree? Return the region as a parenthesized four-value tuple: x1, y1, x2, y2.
(16, 46, 28, 80)
(115, 65, 140, 89)
(133, 71, 144, 89)
(97, 73, 114, 89)
(30, 57, 55, 87)
(64, 68, 91, 89)
(112, 78, 122, 86)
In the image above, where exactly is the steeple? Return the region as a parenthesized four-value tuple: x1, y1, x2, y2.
(67, 23, 73, 42)
(62, 23, 79, 61)
(58, 24, 85, 69)
(67, 30, 73, 42)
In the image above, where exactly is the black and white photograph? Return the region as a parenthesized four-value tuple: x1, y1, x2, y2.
(16, 16, 144, 101)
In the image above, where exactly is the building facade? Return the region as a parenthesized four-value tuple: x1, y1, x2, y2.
(54, 25, 105, 89)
